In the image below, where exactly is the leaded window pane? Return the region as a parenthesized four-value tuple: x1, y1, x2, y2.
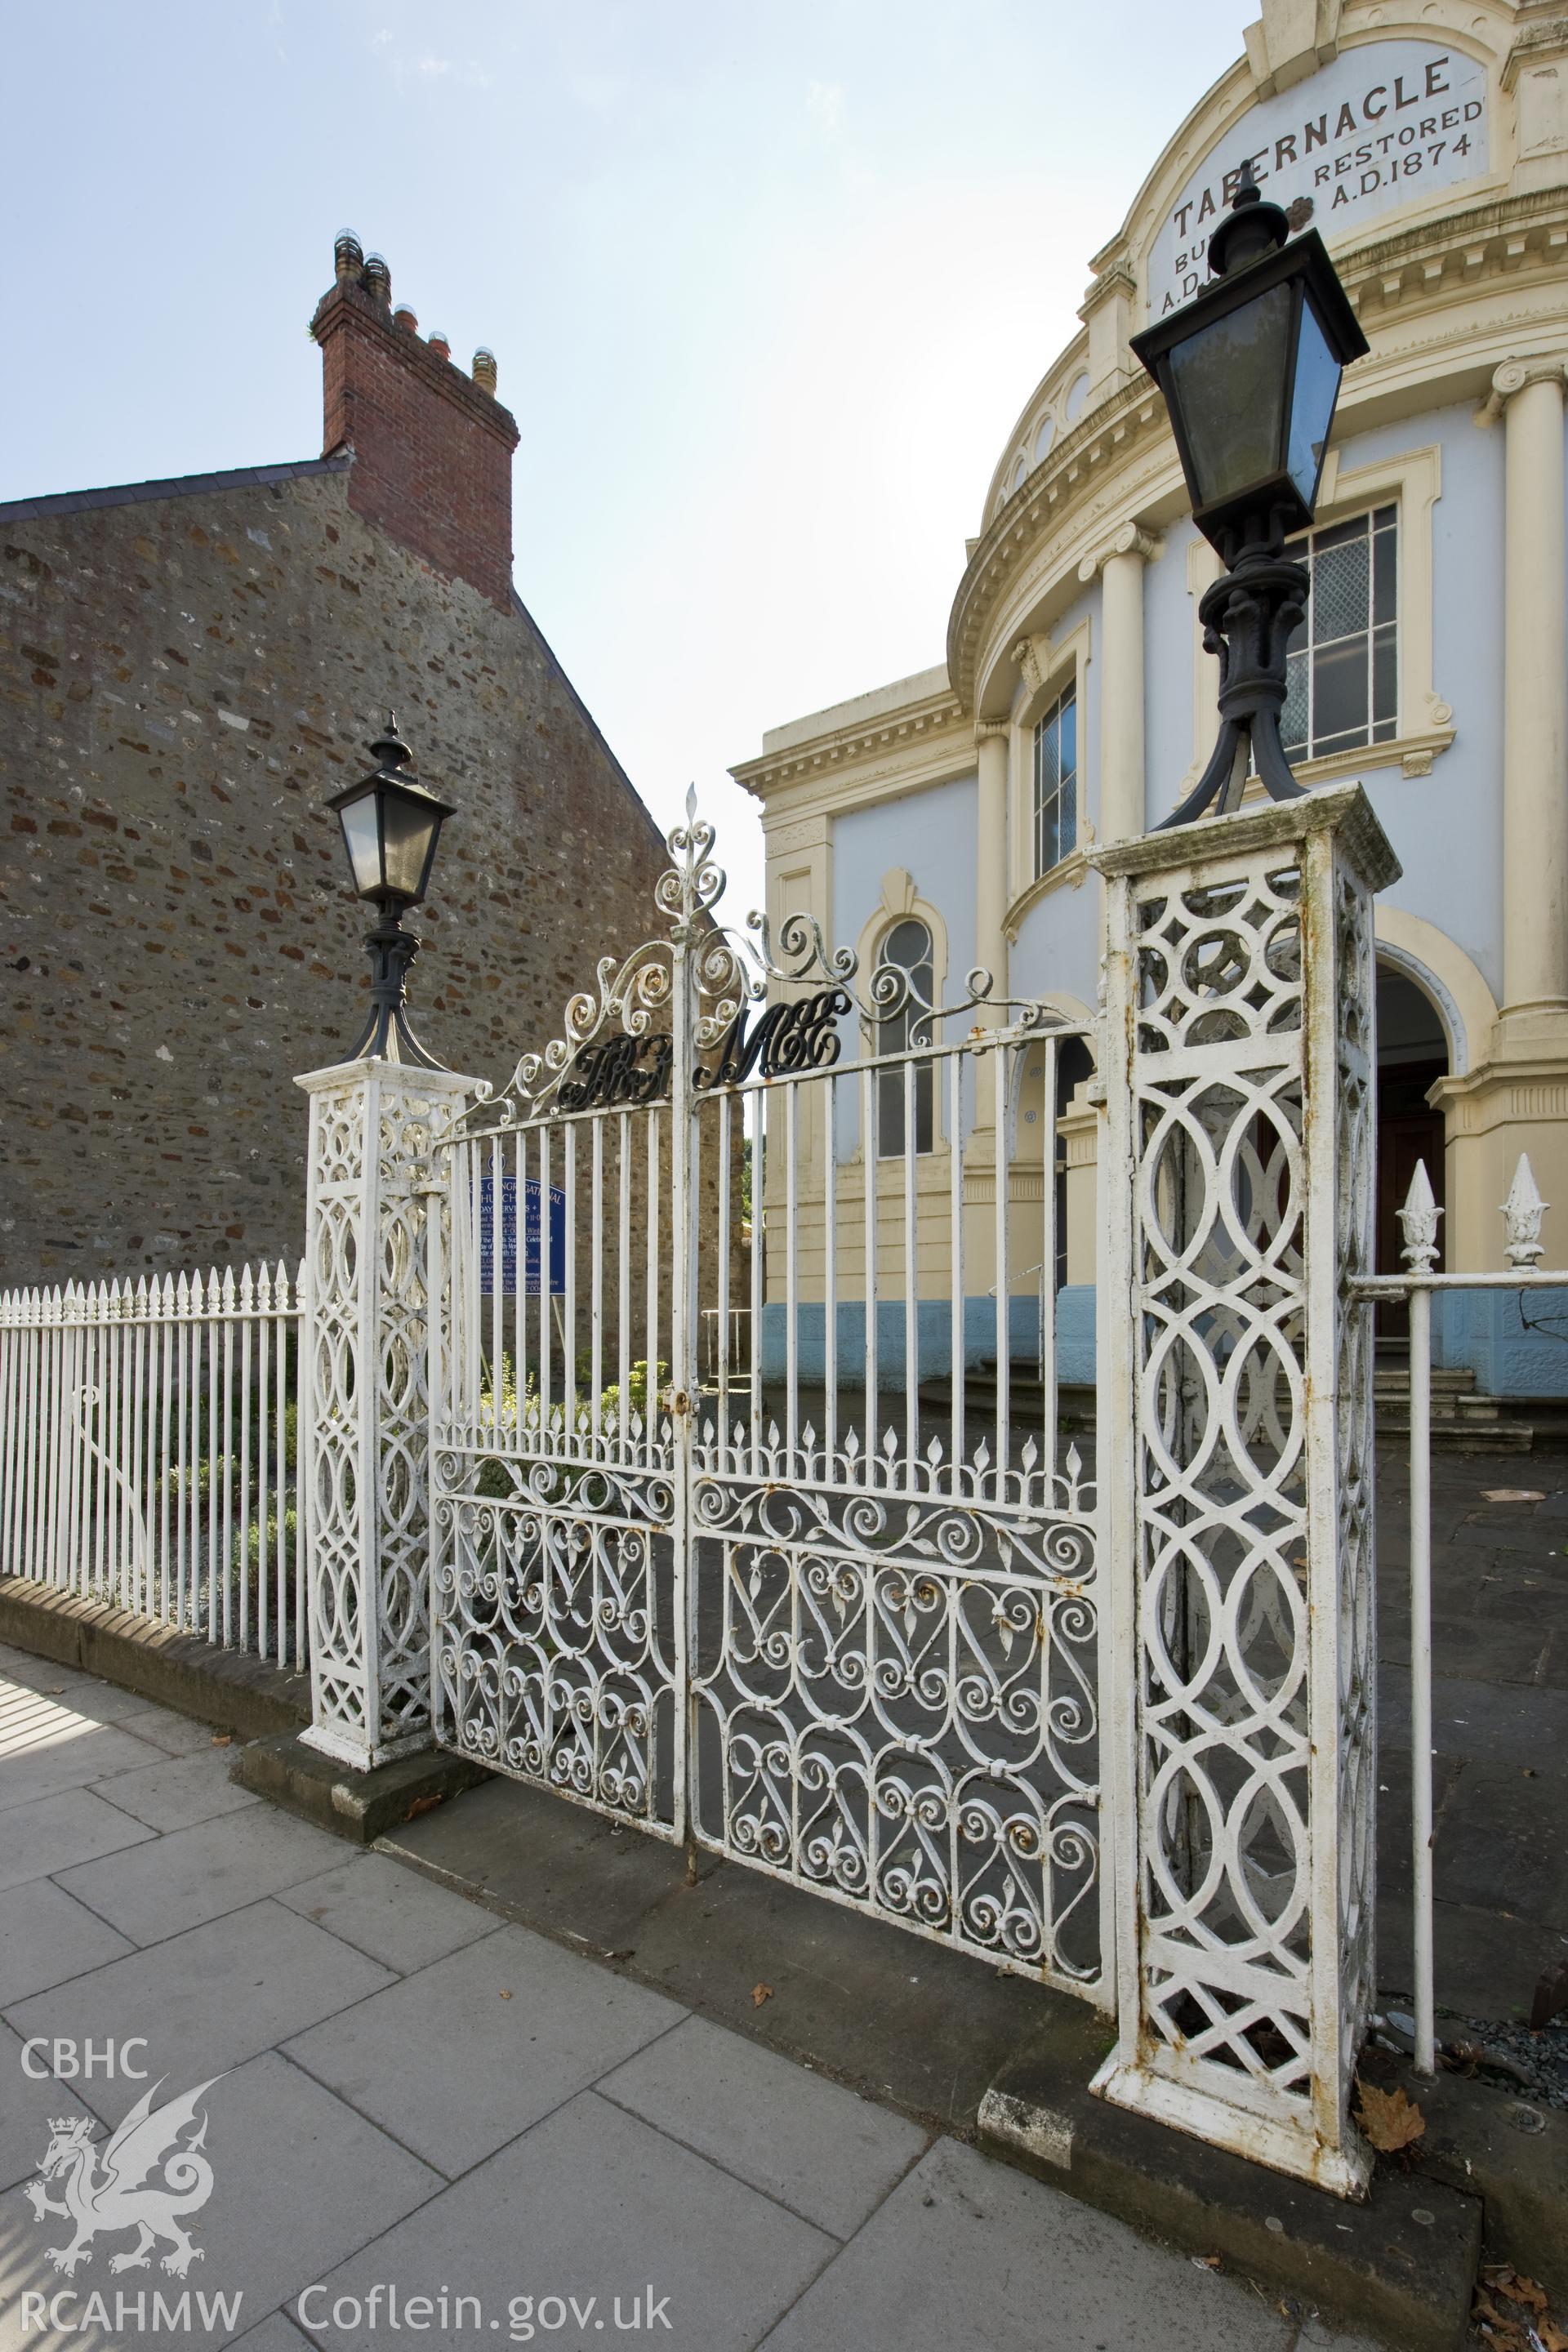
(1372, 627, 1397, 732)
(1033, 685, 1078, 878)
(1282, 649, 1308, 758)
(1281, 507, 1398, 762)
(1313, 635, 1368, 746)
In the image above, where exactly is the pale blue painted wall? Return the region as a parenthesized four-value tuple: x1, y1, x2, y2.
(831, 772, 980, 977)
(1010, 584, 1103, 1008)
(1333, 403, 1505, 1004)
(1002, 403, 1515, 1069)
(831, 773, 979, 1156)
(1433, 1289, 1568, 1396)
(1009, 853, 1100, 1007)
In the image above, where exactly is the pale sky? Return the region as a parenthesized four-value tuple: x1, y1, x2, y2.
(3, 0, 1250, 925)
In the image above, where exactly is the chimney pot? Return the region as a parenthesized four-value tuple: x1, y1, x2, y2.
(312, 238, 519, 609)
(334, 228, 363, 282)
(427, 331, 451, 360)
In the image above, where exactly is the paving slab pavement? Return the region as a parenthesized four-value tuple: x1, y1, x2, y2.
(0, 1652, 1379, 2351)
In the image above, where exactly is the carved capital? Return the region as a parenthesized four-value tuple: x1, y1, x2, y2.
(1113, 522, 1162, 564)
(1076, 523, 1162, 583)
(1477, 354, 1568, 425)
(974, 717, 1010, 745)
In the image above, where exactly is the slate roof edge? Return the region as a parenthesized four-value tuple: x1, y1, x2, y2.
(0, 452, 352, 525)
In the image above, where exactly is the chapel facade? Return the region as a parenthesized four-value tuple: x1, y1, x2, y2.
(733, 0, 1568, 1398)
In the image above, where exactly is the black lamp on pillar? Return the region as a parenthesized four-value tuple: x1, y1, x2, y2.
(1130, 164, 1369, 826)
(327, 715, 455, 1067)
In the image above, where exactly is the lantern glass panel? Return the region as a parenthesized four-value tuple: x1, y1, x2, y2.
(1165, 278, 1293, 510)
(1285, 297, 1342, 510)
(336, 791, 384, 899)
(380, 790, 441, 902)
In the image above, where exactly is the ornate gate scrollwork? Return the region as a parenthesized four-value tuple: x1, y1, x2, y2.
(430, 792, 1107, 1998)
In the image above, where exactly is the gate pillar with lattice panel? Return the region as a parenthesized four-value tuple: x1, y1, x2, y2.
(1091, 782, 1399, 2194)
(297, 1055, 477, 1770)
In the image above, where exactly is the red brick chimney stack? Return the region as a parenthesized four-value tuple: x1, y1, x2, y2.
(310, 230, 520, 612)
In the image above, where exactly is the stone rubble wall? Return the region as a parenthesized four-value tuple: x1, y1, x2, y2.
(0, 464, 671, 1279)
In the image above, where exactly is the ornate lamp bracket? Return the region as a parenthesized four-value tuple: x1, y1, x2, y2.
(1158, 544, 1309, 828)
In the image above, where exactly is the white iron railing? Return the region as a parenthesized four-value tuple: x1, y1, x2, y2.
(1356, 1152, 1563, 2079)
(0, 1263, 306, 1668)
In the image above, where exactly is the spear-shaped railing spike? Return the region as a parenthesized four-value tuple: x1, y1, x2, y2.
(1503, 1152, 1548, 1267)
(1397, 1158, 1442, 1272)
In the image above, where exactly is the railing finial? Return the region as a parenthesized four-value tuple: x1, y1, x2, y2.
(1503, 1152, 1548, 1267)
(1397, 1158, 1442, 1272)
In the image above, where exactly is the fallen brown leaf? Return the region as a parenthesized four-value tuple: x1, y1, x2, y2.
(1498, 2274, 1549, 2318)
(1537, 2320, 1568, 2352)
(1353, 2078, 1425, 2152)
(210, 1734, 232, 1747)
(1191, 2253, 1221, 2270)
(404, 1793, 443, 1819)
(751, 1982, 773, 2007)
(1472, 2292, 1528, 2348)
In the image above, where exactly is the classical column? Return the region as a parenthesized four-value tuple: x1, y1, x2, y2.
(761, 809, 834, 1244)
(1498, 357, 1568, 1022)
(968, 719, 1012, 1147)
(1429, 356, 1568, 1276)
(1080, 523, 1159, 844)
(975, 719, 1010, 1004)
(296, 1054, 476, 1769)
(960, 719, 1013, 1330)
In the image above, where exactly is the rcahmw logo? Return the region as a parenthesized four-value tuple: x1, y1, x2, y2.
(14, 2043, 243, 2335)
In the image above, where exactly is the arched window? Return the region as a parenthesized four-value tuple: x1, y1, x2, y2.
(876, 917, 934, 1157)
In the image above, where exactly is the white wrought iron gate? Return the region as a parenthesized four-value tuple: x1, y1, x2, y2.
(430, 798, 1109, 1999)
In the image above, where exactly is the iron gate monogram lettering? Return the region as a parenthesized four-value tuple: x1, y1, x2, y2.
(557, 1031, 673, 1111)
(697, 986, 849, 1089)
(428, 792, 1107, 1999)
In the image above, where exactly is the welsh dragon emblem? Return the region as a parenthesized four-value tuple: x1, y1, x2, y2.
(24, 2077, 222, 2277)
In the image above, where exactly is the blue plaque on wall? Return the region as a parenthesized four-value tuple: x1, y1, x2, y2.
(479, 1175, 567, 1297)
